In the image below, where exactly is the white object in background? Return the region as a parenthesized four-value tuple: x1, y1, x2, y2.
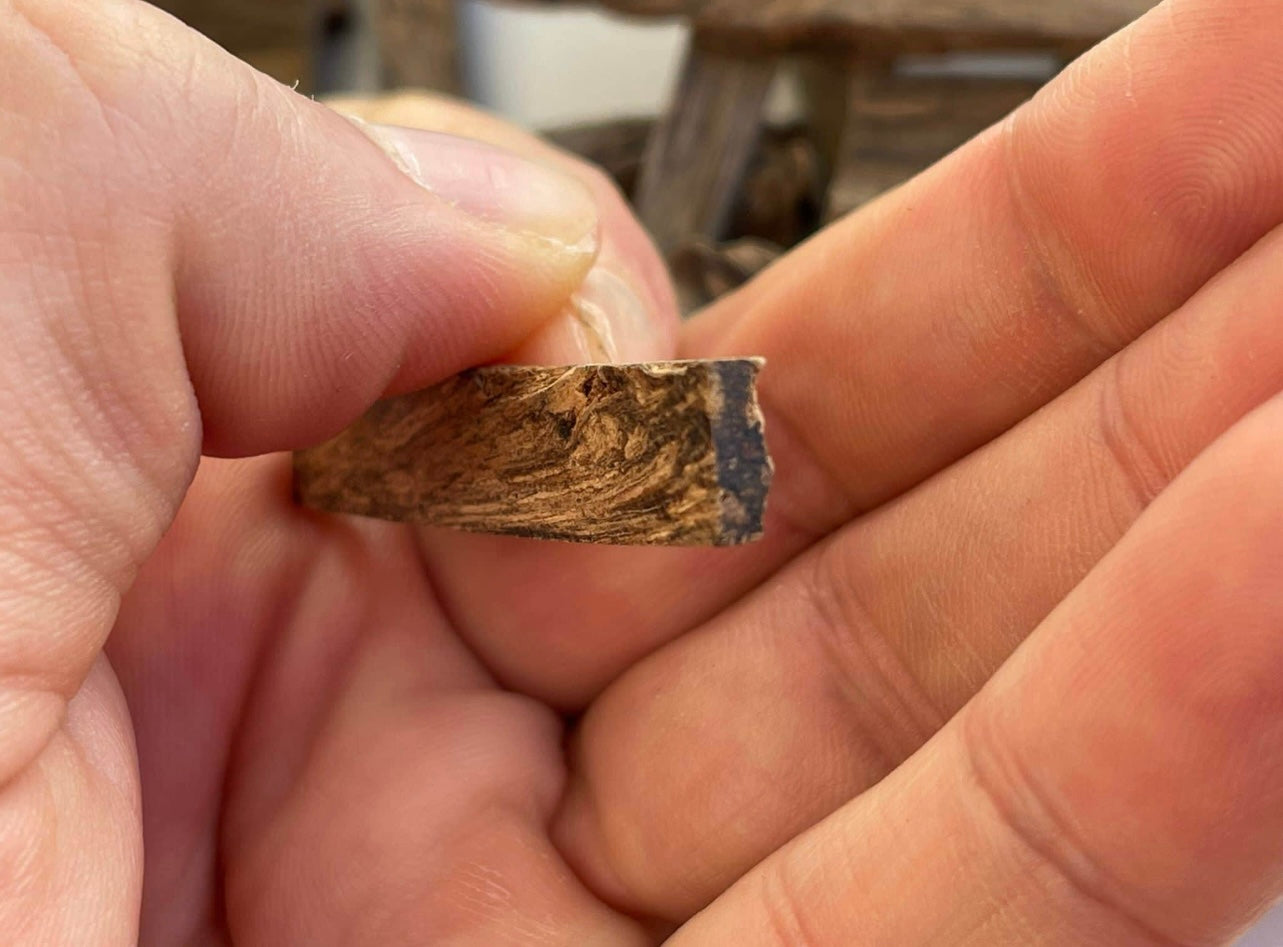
(458, 0, 687, 128)
(1238, 899, 1283, 945)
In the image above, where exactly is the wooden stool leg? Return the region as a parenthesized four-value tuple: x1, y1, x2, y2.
(794, 53, 860, 185)
(634, 36, 776, 255)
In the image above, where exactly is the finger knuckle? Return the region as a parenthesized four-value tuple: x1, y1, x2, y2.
(758, 857, 826, 947)
(959, 707, 1186, 945)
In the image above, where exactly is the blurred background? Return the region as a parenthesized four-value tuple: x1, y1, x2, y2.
(150, 2, 1283, 941)
(150, 0, 1077, 312)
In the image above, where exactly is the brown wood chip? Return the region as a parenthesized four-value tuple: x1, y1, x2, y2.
(294, 359, 772, 546)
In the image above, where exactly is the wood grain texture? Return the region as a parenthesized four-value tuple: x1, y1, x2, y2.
(548, 118, 822, 251)
(294, 361, 772, 546)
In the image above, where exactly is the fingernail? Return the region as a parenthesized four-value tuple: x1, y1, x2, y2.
(353, 119, 599, 255)
(513, 267, 664, 365)
(573, 268, 664, 362)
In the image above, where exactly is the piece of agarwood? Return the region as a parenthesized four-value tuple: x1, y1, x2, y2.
(294, 360, 772, 546)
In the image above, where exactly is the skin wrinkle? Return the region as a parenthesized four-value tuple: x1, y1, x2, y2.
(0, 439, 140, 654)
(38, 310, 193, 552)
(758, 861, 823, 947)
(0, 311, 187, 607)
(999, 108, 1130, 361)
(403, 521, 506, 701)
(200, 523, 314, 943)
(5, 4, 113, 139)
(5, 22, 175, 287)
(0, 755, 59, 907)
(2, 0, 638, 941)
(13, 0, 177, 162)
(221, 527, 380, 847)
(545, 0, 1283, 922)
(916, 517, 1001, 695)
(1095, 352, 1173, 514)
(803, 540, 945, 770)
(0, 40, 193, 598)
(550, 751, 637, 917)
(958, 713, 1190, 947)
(119, 467, 299, 945)
(0, 692, 67, 802)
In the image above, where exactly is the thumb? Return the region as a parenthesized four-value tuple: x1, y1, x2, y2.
(0, 0, 595, 937)
(178, 108, 600, 454)
(18, 0, 600, 456)
(169, 46, 599, 455)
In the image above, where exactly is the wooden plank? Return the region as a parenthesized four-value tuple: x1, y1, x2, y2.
(795, 53, 871, 185)
(591, 0, 1158, 47)
(634, 38, 776, 255)
(294, 360, 773, 546)
(547, 117, 822, 252)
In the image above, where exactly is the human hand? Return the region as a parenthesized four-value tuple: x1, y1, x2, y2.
(6, 0, 1283, 944)
(0, 0, 678, 941)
